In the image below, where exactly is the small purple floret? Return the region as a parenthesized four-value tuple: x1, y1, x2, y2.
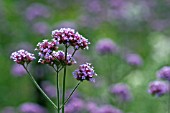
(110, 83, 132, 102)
(73, 63, 97, 82)
(10, 49, 35, 65)
(148, 81, 169, 97)
(157, 66, 170, 81)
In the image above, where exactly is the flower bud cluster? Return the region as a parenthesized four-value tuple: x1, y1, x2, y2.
(148, 81, 169, 97)
(10, 49, 35, 65)
(35, 39, 58, 65)
(73, 63, 97, 82)
(110, 83, 132, 102)
(52, 51, 76, 66)
(52, 28, 90, 49)
(157, 66, 170, 81)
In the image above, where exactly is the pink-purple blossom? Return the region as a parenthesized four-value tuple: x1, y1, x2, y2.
(157, 66, 170, 81)
(110, 83, 132, 102)
(125, 53, 143, 66)
(52, 51, 76, 66)
(95, 38, 119, 55)
(148, 81, 169, 97)
(10, 49, 35, 65)
(52, 28, 90, 49)
(25, 3, 50, 21)
(65, 98, 84, 113)
(73, 63, 97, 82)
(35, 39, 58, 65)
(98, 105, 123, 113)
(19, 102, 48, 113)
(11, 64, 27, 77)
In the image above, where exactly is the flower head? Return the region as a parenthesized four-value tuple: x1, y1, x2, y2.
(19, 102, 47, 113)
(11, 64, 27, 77)
(73, 63, 97, 82)
(125, 53, 143, 67)
(25, 3, 50, 21)
(157, 66, 170, 81)
(52, 51, 76, 66)
(96, 38, 119, 55)
(10, 49, 35, 65)
(148, 81, 169, 97)
(52, 28, 90, 49)
(110, 83, 132, 102)
(65, 98, 84, 113)
(98, 105, 123, 113)
(35, 39, 58, 65)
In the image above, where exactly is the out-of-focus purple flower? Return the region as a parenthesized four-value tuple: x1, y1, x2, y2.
(35, 39, 58, 65)
(73, 63, 97, 82)
(157, 66, 170, 81)
(110, 83, 132, 102)
(19, 102, 48, 113)
(33, 22, 49, 36)
(125, 53, 143, 67)
(98, 105, 123, 113)
(96, 38, 119, 55)
(41, 81, 56, 98)
(108, 0, 125, 8)
(55, 21, 77, 30)
(52, 51, 76, 66)
(10, 49, 35, 65)
(25, 3, 50, 21)
(85, 0, 102, 14)
(86, 102, 98, 113)
(52, 28, 90, 50)
(148, 81, 169, 97)
(1, 107, 16, 113)
(11, 64, 26, 77)
(65, 98, 84, 113)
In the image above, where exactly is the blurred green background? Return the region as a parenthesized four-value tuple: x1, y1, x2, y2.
(1, 0, 170, 113)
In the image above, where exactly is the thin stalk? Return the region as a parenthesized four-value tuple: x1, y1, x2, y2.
(168, 82, 170, 113)
(62, 46, 68, 113)
(23, 65, 58, 109)
(72, 49, 77, 57)
(60, 81, 81, 109)
(53, 66, 60, 113)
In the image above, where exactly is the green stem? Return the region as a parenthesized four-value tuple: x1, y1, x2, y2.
(62, 46, 68, 113)
(168, 82, 170, 113)
(60, 81, 81, 109)
(72, 49, 77, 57)
(53, 66, 60, 113)
(23, 65, 58, 109)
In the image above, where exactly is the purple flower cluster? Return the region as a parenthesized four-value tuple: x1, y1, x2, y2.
(10, 49, 35, 65)
(110, 83, 132, 102)
(73, 63, 97, 82)
(19, 102, 47, 113)
(35, 39, 58, 64)
(125, 53, 143, 67)
(96, 38, 119, 55)
(52, 28, 90, 49)
(148, 81, 169, 97)
(65, 98, 84, 113)
(98, 105, 123, 113)
(25, 3, 50, 21)
(86, 103, 123, 113)
(157, 66, 170, 81)
(52, 51, 76, 66)
(11, 64, 27, 77)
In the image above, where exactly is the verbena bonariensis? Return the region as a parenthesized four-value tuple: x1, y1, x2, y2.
(10, 28, 97, 113)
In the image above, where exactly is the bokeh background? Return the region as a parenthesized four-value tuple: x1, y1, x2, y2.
(1, 0, 170, 113)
